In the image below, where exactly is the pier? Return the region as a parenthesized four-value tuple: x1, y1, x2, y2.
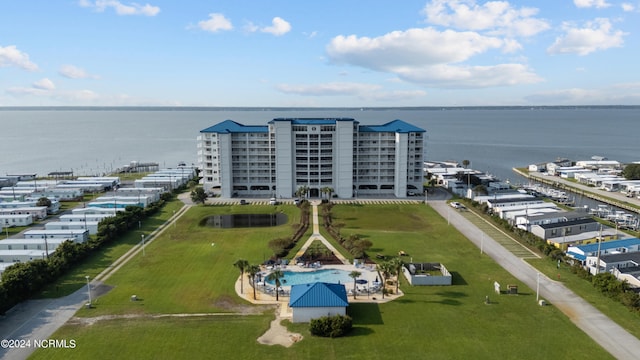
(513, 168, 640, 216)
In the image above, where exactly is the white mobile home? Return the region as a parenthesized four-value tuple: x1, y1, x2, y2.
(116, 187, 162, 202)
(0, 238, 72, 251)
(0, 249, 56, 263)
(24, 229, 89, 243)
(59, 214, 112, 223)
(45, 221, 99, 235)
(0, 214, 33, 227)
(72, 207, 122, 216)
(36, 187, 84, 201)
(0, 206, 48, 220)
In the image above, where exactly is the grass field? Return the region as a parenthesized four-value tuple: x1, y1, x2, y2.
(31, 203, 613, 359)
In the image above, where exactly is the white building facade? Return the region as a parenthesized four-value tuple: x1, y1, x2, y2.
(197, 118, 426, 199)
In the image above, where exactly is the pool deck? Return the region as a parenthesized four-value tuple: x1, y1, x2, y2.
(234, 200, 404, 318)
(235, 263, 404, 318)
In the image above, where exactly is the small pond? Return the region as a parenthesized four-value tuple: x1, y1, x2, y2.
(200, 213, 288, 228)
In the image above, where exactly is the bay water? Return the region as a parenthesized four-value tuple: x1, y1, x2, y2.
(1, 107, 638, 183)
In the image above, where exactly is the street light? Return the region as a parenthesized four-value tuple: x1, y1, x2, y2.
(141, 234, 145, 256)
(85, 275, 92, 305)
(536, 273, 540, 302)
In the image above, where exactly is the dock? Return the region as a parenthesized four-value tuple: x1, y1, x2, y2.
(513, 168, 640, 216)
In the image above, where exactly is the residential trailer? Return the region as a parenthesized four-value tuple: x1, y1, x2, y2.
(45, 221, 99, 235)
(0, 249, 56, 263)
(0, 214, 33, 227)
(23, 229, 89, 243)
(0, 206, 48, 220)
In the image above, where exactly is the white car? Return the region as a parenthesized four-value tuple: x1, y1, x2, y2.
(450, 201, 462, 209)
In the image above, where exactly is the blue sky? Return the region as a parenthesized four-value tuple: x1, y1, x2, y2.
(1, 0, 639, 106)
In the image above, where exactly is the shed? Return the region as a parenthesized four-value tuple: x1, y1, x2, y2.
(289, 282, 349, 323)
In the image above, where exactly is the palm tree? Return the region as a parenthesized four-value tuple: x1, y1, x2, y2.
(233, 259, 249, 294)
(377, 262, 393, 299)
(246, 264, 261, 300)
(296, 185, 309, 199)
(462, 159, 470, 168)
(321, 186, 334, 200)
(389, 257, 404, 294)
(348, 270, 362, 299)
(266, 269, 284, 301)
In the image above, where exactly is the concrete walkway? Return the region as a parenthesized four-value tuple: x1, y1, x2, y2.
(430, 197, 640, 360)
(292, 200, 350, 265)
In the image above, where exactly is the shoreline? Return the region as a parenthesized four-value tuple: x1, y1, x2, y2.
(512, 167, 640, 215)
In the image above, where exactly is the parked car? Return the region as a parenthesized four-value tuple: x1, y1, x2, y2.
(269, 198, 279, 205)
(239, 199, 248, 205)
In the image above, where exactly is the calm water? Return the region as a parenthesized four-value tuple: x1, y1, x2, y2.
(1, 107, 638, 183)
(200, 213, 288, 228)
(264, 269, 353, 287)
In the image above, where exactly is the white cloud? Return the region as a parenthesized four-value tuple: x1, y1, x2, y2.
(327, 28, 507, 70)
(621, 3, 635, 11)
(59, 64, 99, 79)
(395, 63, 542, 88)
(198, 13, 233, 33)
(7, 78, 56, 95)
(79, 0, 160, 16)
(33, 78, 56, 91)
(574, 0, 611, 9)
(276, 82, 381, 96)
(547, 18, 626, 56)
(325, 27, 539, 88)
(422, 0, 550, 37)
(261, 17, 291, 36)
(245, 17, 292, 36)
(0, 45, 38, 71)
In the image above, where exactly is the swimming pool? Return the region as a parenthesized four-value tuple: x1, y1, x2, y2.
(264, 269, 354, 287)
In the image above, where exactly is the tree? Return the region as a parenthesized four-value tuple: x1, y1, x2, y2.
(36, 197, 51, 208)
(233, 259, 249, 294)
(348, 270, 361, 299)
(622, 163, 640, 180)
(472, 184, 488, 196)
(190, 187, 207, 204)
(389, 257, 404, 294)
(462, 159, 470, 168)
(295, 186, 309, 199)
(266, 269, 284, 301)
(321, 186, 334, 200)
(246, 264, 261, 300)
(377, 262, 393, 299)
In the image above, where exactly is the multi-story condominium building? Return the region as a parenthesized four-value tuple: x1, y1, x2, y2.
(197, 118, 426, 199)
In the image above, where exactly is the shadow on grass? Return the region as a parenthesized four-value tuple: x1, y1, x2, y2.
(346, 326, 375, 337)
(348, 303, 383, 325)
(450, 271, 468, 285)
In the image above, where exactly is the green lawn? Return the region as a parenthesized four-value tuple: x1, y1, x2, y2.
(31, 203, 613, 359)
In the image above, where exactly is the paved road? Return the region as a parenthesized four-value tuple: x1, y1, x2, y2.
(430, 194, 640, 360)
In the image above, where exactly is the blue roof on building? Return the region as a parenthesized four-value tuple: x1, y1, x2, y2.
(289, 282, 349, 308)
(359, 119, 425, 134)
(570, 238, 640, 255)
(269, 118, 356, 125)
(200, 119, 268, 134)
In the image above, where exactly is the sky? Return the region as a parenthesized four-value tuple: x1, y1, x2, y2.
(1, 0, 639, 107)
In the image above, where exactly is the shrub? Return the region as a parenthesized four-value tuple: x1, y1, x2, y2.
(309, 314, 352, 338)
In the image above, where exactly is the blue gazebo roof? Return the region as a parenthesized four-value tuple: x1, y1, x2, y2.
(289, 282, 349, 308)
